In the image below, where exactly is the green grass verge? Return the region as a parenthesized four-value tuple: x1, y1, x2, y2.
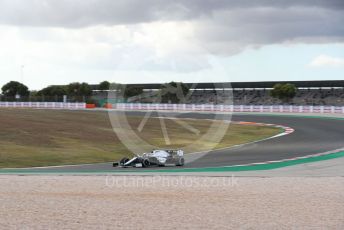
(0, 109, 281, 168)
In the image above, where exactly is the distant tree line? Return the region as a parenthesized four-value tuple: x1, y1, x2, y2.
(1, 81, 297, 104)
(0, 80, 146, 101)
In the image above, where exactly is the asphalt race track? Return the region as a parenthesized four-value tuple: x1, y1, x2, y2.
(4, 112, 344, 172)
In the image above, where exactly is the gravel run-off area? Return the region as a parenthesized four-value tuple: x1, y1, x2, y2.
(0, 175, 343, 229)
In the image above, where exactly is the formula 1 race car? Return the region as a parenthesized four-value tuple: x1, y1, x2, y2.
(113, 149, 185, 168)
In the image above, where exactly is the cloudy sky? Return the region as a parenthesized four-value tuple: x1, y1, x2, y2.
(0, 0, 343, 90)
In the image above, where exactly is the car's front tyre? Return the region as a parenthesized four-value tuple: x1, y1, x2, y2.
(142, 159, 151, 168)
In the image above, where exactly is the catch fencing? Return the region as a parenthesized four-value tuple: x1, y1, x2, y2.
(1, 102, 344, 114)
(114, 103, 344, 114)
(0, 102, 86, 109)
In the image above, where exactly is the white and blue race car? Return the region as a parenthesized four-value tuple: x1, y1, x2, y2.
(113, 149, 185, 168)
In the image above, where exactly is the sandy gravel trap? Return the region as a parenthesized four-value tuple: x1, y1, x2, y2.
(0, 175, 344, 229)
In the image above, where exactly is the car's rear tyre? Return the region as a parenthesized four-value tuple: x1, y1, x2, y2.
(142, 159, 150, 168)
(176, 158, 185, 166)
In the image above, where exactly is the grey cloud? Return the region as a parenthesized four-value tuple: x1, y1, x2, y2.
(192, 6, 344, 55)
(0, 0, 342, 56)
(0, 0, 342, 27)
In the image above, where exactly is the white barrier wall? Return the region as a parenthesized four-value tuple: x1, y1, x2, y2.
(115, 103, 344, 114)
(0, 102, 86, 109)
